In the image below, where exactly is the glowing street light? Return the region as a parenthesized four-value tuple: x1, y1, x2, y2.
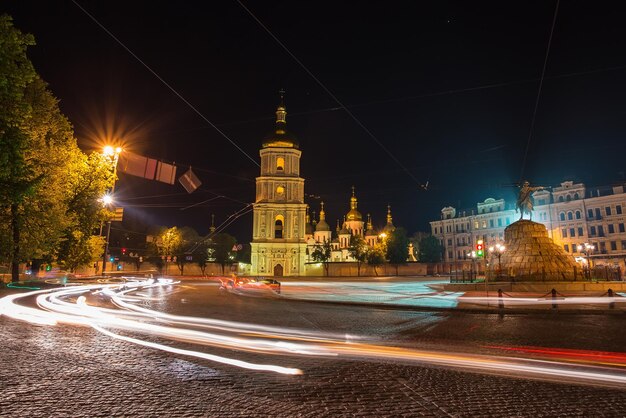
(100, 194, 113, 206)
(578, 243, 595, 278)
(101, 145, 122, 275)
(489, 243, 506, 278)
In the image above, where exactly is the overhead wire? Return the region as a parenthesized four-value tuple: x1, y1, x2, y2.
(71, 0, 260, 168)
(235, 0, 428, 190)
(519, 0, 560, 183)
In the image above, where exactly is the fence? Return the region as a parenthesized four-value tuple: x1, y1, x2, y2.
(483, 265, 623, 282)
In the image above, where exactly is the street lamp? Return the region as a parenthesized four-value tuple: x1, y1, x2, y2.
(101, 146, 122, 275)
(466, 250, 477, 280)
(488, 243, 506, 279)
(578, 243, 595, 278)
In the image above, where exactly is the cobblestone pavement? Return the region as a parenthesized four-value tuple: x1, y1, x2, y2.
(1, 283, 625, 417)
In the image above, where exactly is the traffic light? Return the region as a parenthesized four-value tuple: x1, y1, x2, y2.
(121, 247, 127, 255)
(109, 256, 115, 262)
(476, 239, 484, 258)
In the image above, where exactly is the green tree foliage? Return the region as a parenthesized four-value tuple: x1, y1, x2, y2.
(209, 233, 236, 274)
(348, 235, 368, 276)
(367, 244, 386, 276)
(57, 151, 115, 271)
(175, 226, 200, 275)
(418, 235, 443, 263)
(311, 240, 332, 276)
(386, 227, 409, 275)
(0, 16, 101, 280)
(148, 226, 184, 274)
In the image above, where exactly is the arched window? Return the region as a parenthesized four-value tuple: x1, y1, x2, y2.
(274, 215, 284, 239)
(276, 185, 285, 196)
(575, 210, 581, 219)
(276, 157, 285, 171)
(567, 211, 573, 220)
(574, 193, 580, 200)
(566, 195, 572, 202)
(559, 212, 565, 221)
(558, 196, 564, 202)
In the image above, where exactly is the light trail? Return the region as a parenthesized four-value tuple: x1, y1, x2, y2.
(1, 280, 626, 387)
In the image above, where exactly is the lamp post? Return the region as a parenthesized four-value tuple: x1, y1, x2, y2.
(488, 243, 506, 280)
(577, 243, 595, 279)
(466, 250, 477, 281)
(101, 146, 122, 275)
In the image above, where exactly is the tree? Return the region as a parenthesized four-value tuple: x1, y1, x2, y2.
(418, 235, 443, 263)
(153, 227, 184, 274)
(386, 227, 409, 275)
(348, 235, 368, 276)
(174, 226, 200, 275)
(311, 240, 332, 276)
(209, 233, 236, 274)
(57, 151, 115, 271)
(367, 245, 386, 276)
(0, 16, 81, 281)
(193, 242, 210, 276)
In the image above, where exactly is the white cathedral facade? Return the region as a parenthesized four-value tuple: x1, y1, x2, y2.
(250, 94, 308, 276)
(250, 94, 400, 276)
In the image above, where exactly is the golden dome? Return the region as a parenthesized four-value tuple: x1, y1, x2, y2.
(345, 186, 362, 221)
(262, 90, 299, 149)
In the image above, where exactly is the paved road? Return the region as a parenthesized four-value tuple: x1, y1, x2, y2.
(1, 281, 625, 417)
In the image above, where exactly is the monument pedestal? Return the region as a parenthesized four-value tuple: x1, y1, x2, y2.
(496, 220, 578, 281)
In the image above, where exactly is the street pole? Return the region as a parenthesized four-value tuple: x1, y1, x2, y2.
(102, 151, 120, 276)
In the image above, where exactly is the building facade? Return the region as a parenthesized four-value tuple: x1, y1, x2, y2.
(303, 190, 395, 262)
(430, 181, 626, 270)
(250, 95, 307, 276)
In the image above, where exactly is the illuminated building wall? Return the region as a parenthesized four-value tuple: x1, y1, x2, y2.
(430, 181, 626, 269)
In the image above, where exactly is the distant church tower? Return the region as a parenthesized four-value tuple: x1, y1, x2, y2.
(250, 91, 307, 276)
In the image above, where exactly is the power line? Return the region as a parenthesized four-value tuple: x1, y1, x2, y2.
(235, 0, 427, 190)
(519, 0, 560, 182)
(71, 0, 260, 168)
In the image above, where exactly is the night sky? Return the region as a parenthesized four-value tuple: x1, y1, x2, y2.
(4, 1, 626, 243)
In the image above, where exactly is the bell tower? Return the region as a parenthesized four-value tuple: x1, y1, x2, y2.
(250, 91, 307, 276)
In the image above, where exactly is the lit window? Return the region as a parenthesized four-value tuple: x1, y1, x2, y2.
(276, 185, 285, 195)
(274, 215, 284, 239)
(276, 157, 285, 171)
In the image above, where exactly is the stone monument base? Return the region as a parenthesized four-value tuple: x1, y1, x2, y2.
(496, 220, 578, 281)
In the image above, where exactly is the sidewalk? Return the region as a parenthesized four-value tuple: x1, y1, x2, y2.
(274, 279, 626, 314)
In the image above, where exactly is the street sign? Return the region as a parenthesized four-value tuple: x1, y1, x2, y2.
(112, 207, 124, 222)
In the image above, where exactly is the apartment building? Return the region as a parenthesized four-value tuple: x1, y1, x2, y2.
(430, 181, 626, 270)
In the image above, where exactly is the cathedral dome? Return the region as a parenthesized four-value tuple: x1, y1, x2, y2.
(346, 208, 363, 221)
(316, 219, 331, 232)
(345, 187, 362, 221)
(262, 90, 299, 149)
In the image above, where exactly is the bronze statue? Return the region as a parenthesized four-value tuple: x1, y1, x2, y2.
(516, 181, 544, 220)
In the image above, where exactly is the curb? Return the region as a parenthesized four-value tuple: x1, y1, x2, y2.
(268, 294, 626, 315)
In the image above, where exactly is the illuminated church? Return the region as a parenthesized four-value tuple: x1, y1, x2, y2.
(250, 93, 398, 276)
(304, 191, 396, 262)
